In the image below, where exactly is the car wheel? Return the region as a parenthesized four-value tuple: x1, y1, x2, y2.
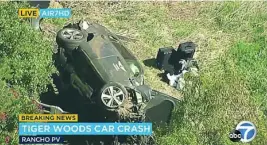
(98, 82, 128, 111)
(56, 28, 87, 51)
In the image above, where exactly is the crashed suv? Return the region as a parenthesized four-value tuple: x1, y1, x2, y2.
(49, 21, 178, 126)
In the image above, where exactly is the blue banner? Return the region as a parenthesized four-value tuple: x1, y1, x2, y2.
(39, 8, 71, 18)
(19, 135, 64, 144)
(19, 123, 152, 135)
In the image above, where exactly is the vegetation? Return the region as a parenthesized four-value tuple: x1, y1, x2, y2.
(0, 1, 266, 145)
(0, 2, 55, 144)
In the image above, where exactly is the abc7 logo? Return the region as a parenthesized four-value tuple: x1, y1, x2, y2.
(229, 121, 257, 143)
(229, 130, 242, 142)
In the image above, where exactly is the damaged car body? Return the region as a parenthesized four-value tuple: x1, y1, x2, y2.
(38, 21, 180, 144)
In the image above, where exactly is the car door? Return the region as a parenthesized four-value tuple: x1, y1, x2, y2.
(143, 90, 180, 126)
(71, 49, 94, 99)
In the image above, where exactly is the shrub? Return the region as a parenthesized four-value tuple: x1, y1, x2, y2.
(0, 81, 41, 144)
(0, 2, 56, 95)
(0, 2, 55, 144)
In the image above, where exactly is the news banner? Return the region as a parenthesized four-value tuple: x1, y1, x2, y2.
(18, 114, 152, 144)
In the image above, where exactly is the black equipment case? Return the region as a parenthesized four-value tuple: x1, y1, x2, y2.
(176, 42, 196, 60)
(170, 42, 196, 72)
(156, 47, 175, 72)
(155, 42, 196, 73)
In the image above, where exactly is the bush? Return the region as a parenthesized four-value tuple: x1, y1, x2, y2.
(0, 81, 41, 144)
(0, 2, 55, 144)
(0, 2, 56, 95)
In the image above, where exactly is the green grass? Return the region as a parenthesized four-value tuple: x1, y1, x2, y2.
(1, 1, 267, 145)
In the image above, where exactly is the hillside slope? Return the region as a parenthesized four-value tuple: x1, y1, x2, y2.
(0, 2, 267, 145)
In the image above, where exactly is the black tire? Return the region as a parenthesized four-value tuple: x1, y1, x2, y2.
(56, 28, 87, 51)
(97, 82, 128, 111)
